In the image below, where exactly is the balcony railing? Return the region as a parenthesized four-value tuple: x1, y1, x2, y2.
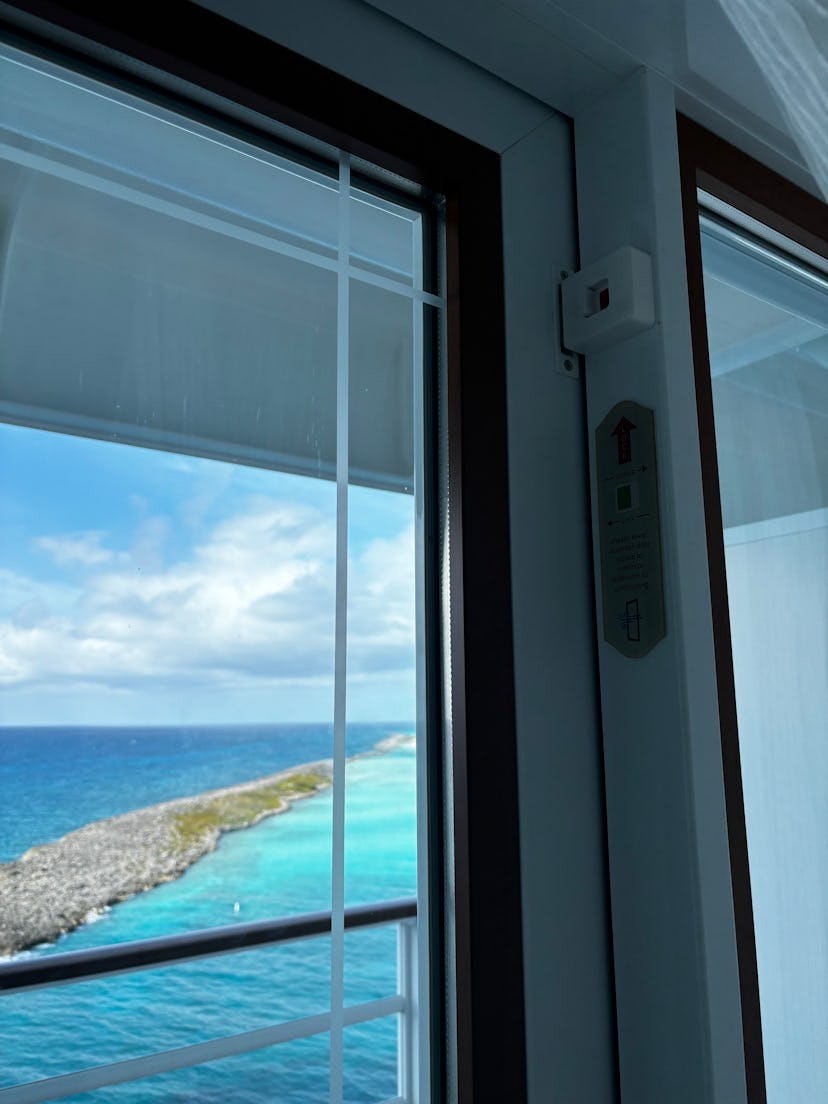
(0, 897, 418, 1104)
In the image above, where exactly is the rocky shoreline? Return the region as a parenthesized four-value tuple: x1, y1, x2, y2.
(0, 760, 333, 958)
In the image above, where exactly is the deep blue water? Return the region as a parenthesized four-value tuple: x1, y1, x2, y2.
(0, 724, 417, 1102)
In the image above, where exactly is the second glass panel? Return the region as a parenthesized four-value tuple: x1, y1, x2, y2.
(701, 212, 828, 1103)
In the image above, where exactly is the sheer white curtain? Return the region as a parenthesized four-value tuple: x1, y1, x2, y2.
(714, 0, 828, 200)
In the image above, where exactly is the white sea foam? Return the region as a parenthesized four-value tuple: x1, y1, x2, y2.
(0, 947, 34, 964)
(82, 905, 111, 926)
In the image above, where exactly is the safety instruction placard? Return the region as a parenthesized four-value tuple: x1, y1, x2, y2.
(596, 400, 666, 658)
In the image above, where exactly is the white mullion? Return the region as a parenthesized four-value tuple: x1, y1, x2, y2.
(329, 151, 350, 1104)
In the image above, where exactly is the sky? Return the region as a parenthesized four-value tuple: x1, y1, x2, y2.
(0, 41, 425, 730)
(0, 422, 417, 726)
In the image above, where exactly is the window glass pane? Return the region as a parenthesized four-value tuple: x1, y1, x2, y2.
(701, 213, 828, 1102)
(1, 944, 332, 1084)
(0, 42, 340, 256)
(343, 1018, 400, 1102)
(33, 1035, 333, 1104)
(350, 188, 416, 286)
(0, 45, 417, 493)
(344, 284, 418, 1018)
(349, 279, 416, 491)
(1, 168, 341, 477)
(343, 925, 399, 1006)
(0, 429, 338, 945)
(0, 37, 434, 1104)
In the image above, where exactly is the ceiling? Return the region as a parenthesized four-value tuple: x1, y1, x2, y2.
(361, 0, 817, 193)
(196, 0, 819, 197)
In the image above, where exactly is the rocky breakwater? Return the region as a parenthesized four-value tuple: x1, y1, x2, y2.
(0, 762, 332, 958)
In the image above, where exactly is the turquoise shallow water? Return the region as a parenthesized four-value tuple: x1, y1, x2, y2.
(0, 725, 417, 1102)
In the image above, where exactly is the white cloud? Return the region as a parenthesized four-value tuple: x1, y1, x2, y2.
(1, 498, 416, 706)
(33, 531, 116, 567)
(348, 526, 416, 676)
(128, 515, 172, 570)
(0, 566, 80, 625)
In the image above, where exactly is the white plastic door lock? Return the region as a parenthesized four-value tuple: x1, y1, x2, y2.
(561, 246, 655, 355)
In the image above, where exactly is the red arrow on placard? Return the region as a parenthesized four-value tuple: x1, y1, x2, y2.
(612, 416, 637, 464)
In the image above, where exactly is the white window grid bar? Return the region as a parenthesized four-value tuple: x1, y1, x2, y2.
(329, 149, 351, 1104)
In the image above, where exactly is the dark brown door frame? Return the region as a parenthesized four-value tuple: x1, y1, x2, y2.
(0, 4, 528, 1102)
(677, 114, 828, 1104)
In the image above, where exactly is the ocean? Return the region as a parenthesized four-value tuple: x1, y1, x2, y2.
(0, 724, 417, 1102)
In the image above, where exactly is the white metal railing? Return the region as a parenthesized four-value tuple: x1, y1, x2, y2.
(0, 899, 417, 1104)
